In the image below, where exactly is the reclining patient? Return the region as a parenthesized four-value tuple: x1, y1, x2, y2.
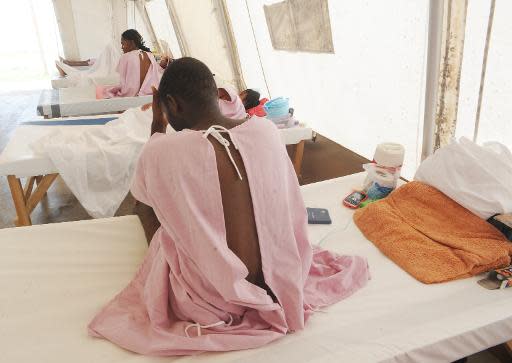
(98, 29, 169, 99)
(55, 42, 121, 86)
(88, 57, 369, 356)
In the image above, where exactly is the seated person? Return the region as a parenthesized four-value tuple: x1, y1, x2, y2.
(240, 88, 269, 117)
(99, 29, 169, 98)
(88, 57, 369, 355)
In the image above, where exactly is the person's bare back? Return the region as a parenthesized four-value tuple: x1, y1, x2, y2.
(207, 130, 264, 288)
(139, 51, 151, 90)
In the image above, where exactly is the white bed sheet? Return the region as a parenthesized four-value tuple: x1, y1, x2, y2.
(0, 114, 118, 177)
(51, 74, 119, 90)
(37, 86, 152, 118)
(0, 116, 312, 178)
(1, 173, 511, 362)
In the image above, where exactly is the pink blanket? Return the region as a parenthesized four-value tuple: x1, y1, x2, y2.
(88, 117, 369, 356)
(101, 50, 163, 98)
(218, 86, 247, 119)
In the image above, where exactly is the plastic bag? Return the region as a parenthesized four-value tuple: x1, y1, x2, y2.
(362, 163, 399, 200)
(414, 137, 512, 219)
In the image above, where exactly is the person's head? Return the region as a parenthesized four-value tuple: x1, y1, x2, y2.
(121, 29, 150, 53)
(158, 57, 219, 131)
(239, 89, 260, 110)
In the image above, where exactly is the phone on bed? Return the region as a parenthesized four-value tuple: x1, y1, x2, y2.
(343, 191, 367, 209)
(307, 208, 332, 224)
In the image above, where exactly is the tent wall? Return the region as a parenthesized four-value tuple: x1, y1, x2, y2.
(170, 0, 240, 88)
(457, 0, 511, 149)
(145, 0, 182, 58)
(52, 0, 127, 60)
(227, 0, 430, 179)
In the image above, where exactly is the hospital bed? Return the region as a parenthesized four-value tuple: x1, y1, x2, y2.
(37, 85, 152, 118)
(0, 114, 313, 226)
(1, 173, 511, 363)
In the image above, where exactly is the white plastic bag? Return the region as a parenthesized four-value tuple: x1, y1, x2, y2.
(414, 137, 512, 219)
(362, 163, 398, 199)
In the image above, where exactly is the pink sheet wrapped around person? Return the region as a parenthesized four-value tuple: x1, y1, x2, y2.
(217, 84, 248, 119)
(96, 29, 166, 99)
(88, 57, 369, 356)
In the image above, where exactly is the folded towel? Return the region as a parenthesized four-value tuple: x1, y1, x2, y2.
(354, 181, 512, 283)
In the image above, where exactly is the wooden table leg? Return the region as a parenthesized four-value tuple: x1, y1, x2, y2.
(292, 140, 305, 177)
(24, 176, 36, 200)
(7, 175, 32, 227)
(27, 174, 58, 214)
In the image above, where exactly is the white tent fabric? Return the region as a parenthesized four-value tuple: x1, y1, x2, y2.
(226, 0, 430, 179)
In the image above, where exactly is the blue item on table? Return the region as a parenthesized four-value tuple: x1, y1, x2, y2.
(264, 97, 289, 118)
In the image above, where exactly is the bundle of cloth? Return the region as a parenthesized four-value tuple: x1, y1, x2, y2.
(355, 138, 512, 283)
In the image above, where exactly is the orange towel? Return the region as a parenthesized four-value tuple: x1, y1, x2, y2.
(354, 181, 512, 283)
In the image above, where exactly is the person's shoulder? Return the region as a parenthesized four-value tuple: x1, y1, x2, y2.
(147, 130, 195, 148)
(139, 131, 197, 165)
(245, 116, 280, 135)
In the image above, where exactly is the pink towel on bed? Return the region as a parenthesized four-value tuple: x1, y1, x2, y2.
(88, 117, 369, 356)
(101, 49, 163, 98)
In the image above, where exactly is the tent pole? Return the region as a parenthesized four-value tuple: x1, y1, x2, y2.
(135, 0, 162, 54)
(214, 0, 246, 91)
(51, 0, 80, 59)
(421, 0, 444, 161)
(473, 0, 496, 143)
(165, 0, 190, 56)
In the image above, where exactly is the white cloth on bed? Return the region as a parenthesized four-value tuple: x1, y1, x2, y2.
(56, 42, 121, 87)
(29, 107, 163, 218)
(415, 137, 512, 219)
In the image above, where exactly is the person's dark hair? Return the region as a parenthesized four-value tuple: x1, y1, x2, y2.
(121, 29, 150, 52)
(243, 89, 261, 110)
(158, 57, 218, 110)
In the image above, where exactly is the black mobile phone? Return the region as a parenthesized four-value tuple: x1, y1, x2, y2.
(306, 208, 332, 224)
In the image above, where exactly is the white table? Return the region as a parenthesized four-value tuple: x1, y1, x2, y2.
(0, 173, 511, 362)
(0, 115, 312, 226)
(37, 86, 152, 118)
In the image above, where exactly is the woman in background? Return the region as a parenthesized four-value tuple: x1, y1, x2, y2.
(100, 29, 170, 98)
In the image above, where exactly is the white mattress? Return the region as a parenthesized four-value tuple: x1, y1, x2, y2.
(37, 86, 152, 118)
(0, 116, 312, 177)
(1, 173, 511, 362)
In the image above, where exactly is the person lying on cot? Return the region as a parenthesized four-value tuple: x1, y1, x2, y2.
(240, 88, 269, 117)
(88, 57, 369, 355)
(217, 84, 248, 119)
(55, 56, 94, 76)
(98, 29, 170, 99)
(54, 42, 122, 85)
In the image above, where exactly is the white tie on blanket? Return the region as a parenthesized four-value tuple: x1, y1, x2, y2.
(30, 107, 168, 218)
